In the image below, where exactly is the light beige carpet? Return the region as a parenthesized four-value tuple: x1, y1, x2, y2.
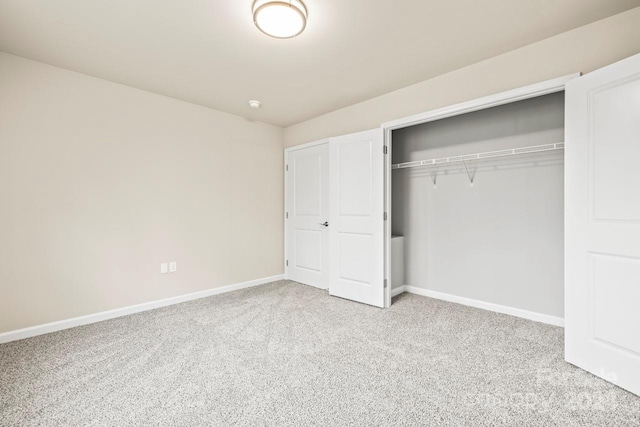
(1, 280, 639, 426)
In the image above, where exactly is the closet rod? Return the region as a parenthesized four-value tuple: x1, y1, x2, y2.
(391, 142, 564, 170)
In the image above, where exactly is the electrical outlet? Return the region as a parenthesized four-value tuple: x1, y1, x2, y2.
(169, 262, 177, 273)
(160, 263, 169, 274)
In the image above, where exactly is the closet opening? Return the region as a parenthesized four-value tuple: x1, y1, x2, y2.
(387, 91, 565, 324)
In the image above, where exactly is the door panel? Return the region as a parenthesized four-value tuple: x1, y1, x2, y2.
(338, 233, 372, 284)
(329, 128, 384, 307)
(286, 143, 329, 289)
(565, 52, 640, 396)
(591, 254, 640, 355)
(294, 229, 322, 271)
(338, 142, 372, 216)
(294, 154, 322, 216)
(591, 77, 640, 221)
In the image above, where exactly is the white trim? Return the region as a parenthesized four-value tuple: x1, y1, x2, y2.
(382, 75, 578, 320)
(394, 285, 564, 327)
(0, 274, 284, 344)
(288, 76, 580, 308)
(383, 126, 392, 308)
(390, 285, 407, 298)
(284, 148, 289, 277)
(382, 73, 580, 131)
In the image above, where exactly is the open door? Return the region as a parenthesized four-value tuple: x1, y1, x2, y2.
(565, 53, 640, 396)
(329, 128, 385, 307)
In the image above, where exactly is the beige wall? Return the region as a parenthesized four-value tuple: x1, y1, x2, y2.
(0, 52, 284, 333)
(284, 7, 640, 147)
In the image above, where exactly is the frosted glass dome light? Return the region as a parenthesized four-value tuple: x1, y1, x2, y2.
(253, 0, 307, 39)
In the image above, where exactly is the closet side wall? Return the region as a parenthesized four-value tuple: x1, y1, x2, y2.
(391, 93, 564, 317)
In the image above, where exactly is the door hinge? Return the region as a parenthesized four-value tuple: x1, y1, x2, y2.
(286, 260, 289, 267)
(286, 212, 289, 219)
(384, 212, 388, 221)
(383, 146, 388, 155)
(384, 279, 388, 288)
(286, 164, 289, 171)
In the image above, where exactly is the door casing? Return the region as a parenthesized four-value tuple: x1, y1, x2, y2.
(380, 74, 580, 308)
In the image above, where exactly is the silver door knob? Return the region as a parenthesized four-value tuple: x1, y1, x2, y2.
(319, 221, 329, 227)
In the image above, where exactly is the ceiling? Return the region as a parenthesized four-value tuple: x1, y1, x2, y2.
(1, 1, 639, 127)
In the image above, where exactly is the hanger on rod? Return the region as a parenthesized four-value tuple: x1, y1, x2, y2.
(462, 159, 474, 187)
(425, 164, 437, 188)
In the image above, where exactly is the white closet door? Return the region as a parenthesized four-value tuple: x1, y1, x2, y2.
(286, 143, 330, 289)
(565, 52, 640, 396)
(329, 128, 385, 307)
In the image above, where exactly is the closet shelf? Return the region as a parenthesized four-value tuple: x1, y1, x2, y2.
(391, 142, 564, 170)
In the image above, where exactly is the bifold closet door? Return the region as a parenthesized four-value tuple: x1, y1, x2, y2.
(565, 52, 640, 396)
(329, 128, 385, 308)
(286, 143, 330, 289)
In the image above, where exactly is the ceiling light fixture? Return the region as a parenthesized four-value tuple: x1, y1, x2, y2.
(252, 0, 307, 39)
(249, 100, 261, 108)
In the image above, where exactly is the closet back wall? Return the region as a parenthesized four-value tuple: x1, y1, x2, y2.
(392, 93, 564, 318)
(0, 52, 284, 333)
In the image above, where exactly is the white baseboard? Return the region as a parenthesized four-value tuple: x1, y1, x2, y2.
(391, 285, 407, 298)
(395, 285, 564, 327)
(0, 274, 284, 344)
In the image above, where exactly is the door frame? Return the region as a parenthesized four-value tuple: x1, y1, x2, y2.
(283, 138, 331, 283)
(380, 73, 580, 308)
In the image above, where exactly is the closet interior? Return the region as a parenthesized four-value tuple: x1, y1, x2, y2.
(390, 92, 565, 319)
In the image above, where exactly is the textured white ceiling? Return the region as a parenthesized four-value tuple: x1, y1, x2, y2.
(1, 0, 639, 127)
